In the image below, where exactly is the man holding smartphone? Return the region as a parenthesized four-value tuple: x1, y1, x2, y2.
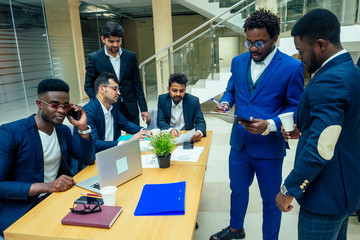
(0, 79, 95, 237)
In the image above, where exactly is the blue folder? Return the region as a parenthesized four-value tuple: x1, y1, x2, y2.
(134, 181, 186, 216)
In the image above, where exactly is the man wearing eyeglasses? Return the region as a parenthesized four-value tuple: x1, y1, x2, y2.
(83, 72, 150, 153)
(210, 9, 304, 240)
(0, 79, 95, 237)
(84, 22, 150, 126)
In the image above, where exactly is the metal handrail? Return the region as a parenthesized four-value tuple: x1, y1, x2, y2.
(138, 0, 248, 68)
(154, 1, 255, 64)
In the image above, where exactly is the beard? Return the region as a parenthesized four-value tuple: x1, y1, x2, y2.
(107, 45, 119, 54)
(306, 50, 321, 74)
(172, 96, 183, 105)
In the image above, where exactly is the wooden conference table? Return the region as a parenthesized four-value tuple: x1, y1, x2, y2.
(4, 131, 212, 240)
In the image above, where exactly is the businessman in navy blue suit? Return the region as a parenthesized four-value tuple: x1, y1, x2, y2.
(276, 9, 360, 240)
(84, 22, 150, 126)
(210, 10, 304, 240)
(157, 73, 206, 142)
(0, 79, 95, 237)
(84, 72, 150, 153)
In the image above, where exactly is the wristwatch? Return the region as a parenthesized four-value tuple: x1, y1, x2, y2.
(281, 184, 292, 196)
(78, 125, 91, 135)
(261, 120, 270, 136)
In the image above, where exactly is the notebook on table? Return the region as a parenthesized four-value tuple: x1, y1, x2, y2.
(61, 205, 122, 229)
(76, 139, 143, 193)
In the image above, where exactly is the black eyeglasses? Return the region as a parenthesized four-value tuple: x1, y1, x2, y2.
(243, 40, 266, 50)
(70, 202, 102, 215)
(40, 100, 72, 110)
(103, 85, 120, 92)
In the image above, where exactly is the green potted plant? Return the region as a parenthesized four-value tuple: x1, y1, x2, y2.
(148, 131, 176, 168)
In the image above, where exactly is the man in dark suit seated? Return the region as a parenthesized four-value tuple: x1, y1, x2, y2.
(84, 21, 150, 126)
(83, 72, 151, 153)
(157, 73, 206, 142)
(0, 79, 95, 237)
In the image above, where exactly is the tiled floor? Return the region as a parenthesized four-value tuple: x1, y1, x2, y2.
(193, 96, 360, 240)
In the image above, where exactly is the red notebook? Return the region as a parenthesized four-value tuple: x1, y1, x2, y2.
(61, 205, 123, 229)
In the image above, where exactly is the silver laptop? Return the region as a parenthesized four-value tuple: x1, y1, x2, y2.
(76, 139, 143, 193)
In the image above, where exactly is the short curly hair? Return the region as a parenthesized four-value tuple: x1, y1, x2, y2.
(243, 9, 280, 39)
(37, 78, 69, 95)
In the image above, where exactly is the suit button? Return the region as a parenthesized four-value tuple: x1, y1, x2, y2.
(248, 103, 252, 107)
(300, 185, 304, 189)
(252, 87, 255, 90)
(304, 180, 309, 183)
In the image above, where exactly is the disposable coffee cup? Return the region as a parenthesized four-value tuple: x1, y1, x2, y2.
(100, 186, 117, 206)
(278, 112, 294, 132)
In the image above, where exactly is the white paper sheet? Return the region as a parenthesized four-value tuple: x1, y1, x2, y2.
(170, 146, 204, 162)
(139, 140, 153, 152)
(174, 128, 196, 144)
(141, 154, 159, 168)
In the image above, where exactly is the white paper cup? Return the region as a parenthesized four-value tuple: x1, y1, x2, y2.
(100, 186, 117, 206)
(278, 112, 294, 132)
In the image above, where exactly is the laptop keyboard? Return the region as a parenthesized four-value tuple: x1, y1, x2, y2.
(90, 182, 100, 190)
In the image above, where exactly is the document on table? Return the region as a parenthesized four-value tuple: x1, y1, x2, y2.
(170, 146, 204, 162)
(174, 128, 195, 144)
(141, 154, 159, 168)
(139, 141, 153, 152)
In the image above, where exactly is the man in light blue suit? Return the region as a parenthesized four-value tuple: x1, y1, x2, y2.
(210, 9, 304, 240)
(0, 79, 95, 237)
(83, 72, 150, 153)
(276, 9, 360, 240)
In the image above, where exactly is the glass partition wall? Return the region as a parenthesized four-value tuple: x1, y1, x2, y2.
(0, 0, 81, 124)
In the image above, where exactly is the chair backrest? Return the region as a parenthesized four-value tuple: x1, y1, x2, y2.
(147, 109, 158, 130)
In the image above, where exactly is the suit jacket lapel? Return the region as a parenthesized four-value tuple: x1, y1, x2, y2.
(240, 53, 251, 99)
(26, 116, 43, 167)
(165, 95, 172, 124)
(120, 48, 126, 81)
(111, 105, 118, 140)
(182, 94, 189, 129)
(250, 51, 281, 101)
(94, 98, 107, 140)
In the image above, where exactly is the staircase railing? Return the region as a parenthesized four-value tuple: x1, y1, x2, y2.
(138, 0, 255, 105)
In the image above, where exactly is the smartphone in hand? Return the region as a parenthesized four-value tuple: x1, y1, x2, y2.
(68, 107, 81, 121)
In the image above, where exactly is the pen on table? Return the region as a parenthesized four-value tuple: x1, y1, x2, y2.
(81, 193, 102, 197)
(211, 98, 229, 112)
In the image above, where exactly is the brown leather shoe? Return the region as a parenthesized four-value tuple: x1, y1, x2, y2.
(209, 226, 245, 240)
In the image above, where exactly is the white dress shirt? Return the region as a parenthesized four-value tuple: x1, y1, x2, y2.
(98, 98, 114, 141)
(170, 100, 185, 130)
(250, 46, 277, 83)
(104, 47, 122, 81)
